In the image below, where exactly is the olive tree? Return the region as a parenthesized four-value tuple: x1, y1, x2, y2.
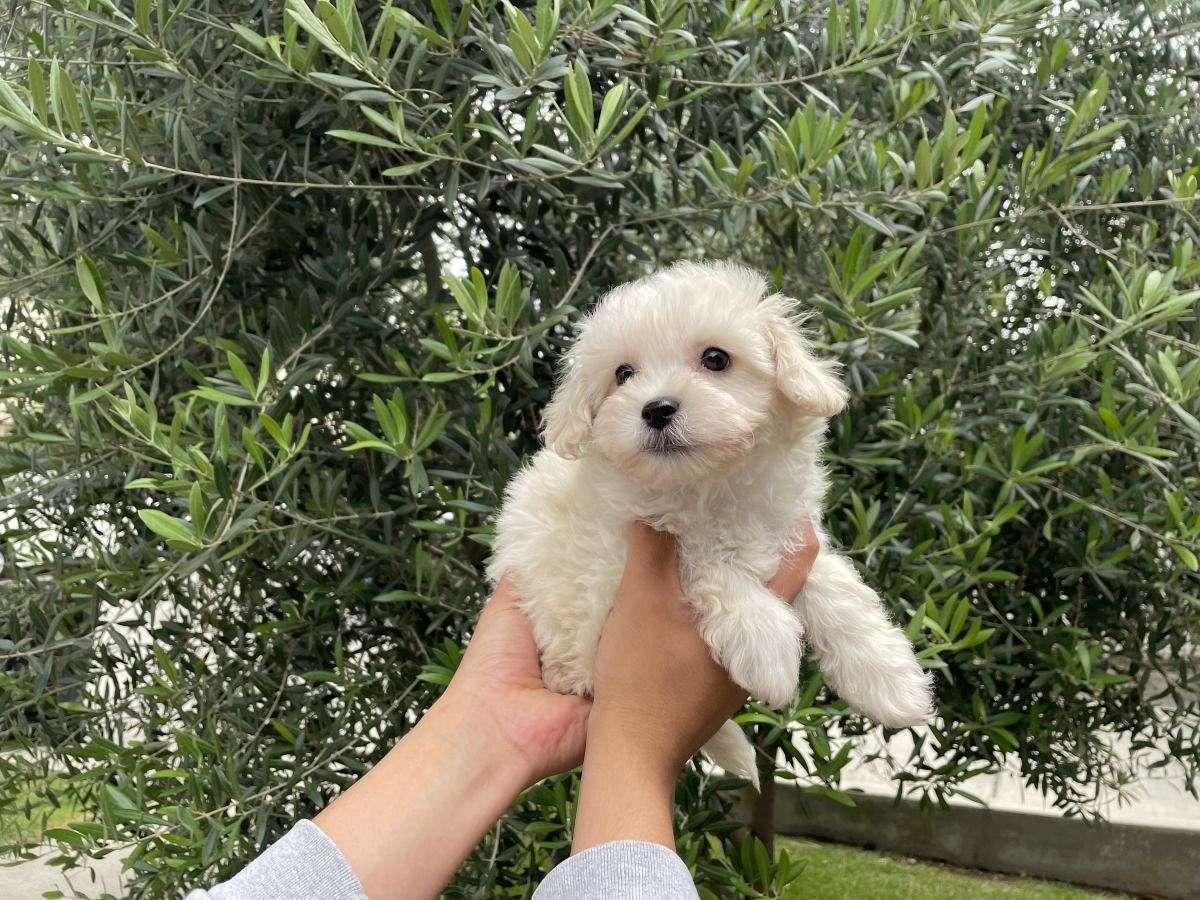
(1, 0, 1198, 895)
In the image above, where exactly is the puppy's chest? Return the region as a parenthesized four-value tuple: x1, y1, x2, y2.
(626, 476, 804, 542)
(626, 498, 789, 575)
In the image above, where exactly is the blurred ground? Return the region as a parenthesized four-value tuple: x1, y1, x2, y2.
(2, 838, 1122, 900)
(778, 837, 1128, 899)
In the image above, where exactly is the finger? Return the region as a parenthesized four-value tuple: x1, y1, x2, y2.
(767, 519, 820, 602)
(491, 572, 519, 605)
(479, 573, 520, 623)
(612, 522, 682, 618)
(474, 573, 541, 659)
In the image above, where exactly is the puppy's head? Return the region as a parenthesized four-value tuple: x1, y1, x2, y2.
(542, 261, 847, 485)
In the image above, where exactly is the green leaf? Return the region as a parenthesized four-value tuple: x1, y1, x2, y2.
(75, 254, 105, 311)
(563, 62, 595, 149)
(193, 386, 258, 407)
(138, 510, 202, 548)
(326, 129, 402, 149)
(596, 80, 629, 144)
(382, 160, 434, 178)
(316, 0, 354, 53)
(373, 590, 426, 603)
(27, 58, 48, 123)
(503, 1, 541, 70)
(285, 0, 359, 65)
(44, 828, 86, 848)
(1173, 544, 1199, 571)
(227, 351, 257, 398)
(257, 346, 272, 397)
(49, 59, 82, 135)
(847, 207, 895, 236)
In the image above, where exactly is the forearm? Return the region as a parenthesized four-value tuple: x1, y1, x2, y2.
(314, 694, 529, 899)
(571, 707, 678, 854)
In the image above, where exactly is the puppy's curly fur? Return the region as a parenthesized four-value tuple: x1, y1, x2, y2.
(489, 262, 932, 786)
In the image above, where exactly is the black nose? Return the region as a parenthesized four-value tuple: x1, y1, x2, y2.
(641, 398, 679, 431)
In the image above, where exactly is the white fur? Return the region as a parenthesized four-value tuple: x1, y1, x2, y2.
(488, 261, 933, 785)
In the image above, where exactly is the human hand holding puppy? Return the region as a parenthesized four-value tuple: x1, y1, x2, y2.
(573, 519, 820, 854)
(314, 519, 817, 899)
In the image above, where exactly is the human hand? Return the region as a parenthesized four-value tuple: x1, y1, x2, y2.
(572, 520, 818, 852)
(315, 577, 590, 900)
(441, 575, 592, 785)
(589, 520, 820, 777)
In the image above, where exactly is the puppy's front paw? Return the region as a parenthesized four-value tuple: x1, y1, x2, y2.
(541, 661, 592, 697)
(732, 651, 800, 708)
(853, 656, 934, 728)
(719, 606, 803, 708)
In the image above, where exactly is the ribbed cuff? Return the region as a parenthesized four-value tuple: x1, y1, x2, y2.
(532, 840, 698, 899)
(187, 819, 366, 900)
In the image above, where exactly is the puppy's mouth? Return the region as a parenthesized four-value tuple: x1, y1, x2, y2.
(644, 433, 692, 456)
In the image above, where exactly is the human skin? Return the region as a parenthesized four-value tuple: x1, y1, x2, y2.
(314, 520, 818, 899)
(313, 574, 590, 899)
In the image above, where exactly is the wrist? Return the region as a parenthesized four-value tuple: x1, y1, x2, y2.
(573, 703, 678, 853)
(314, 689, 532, 899)
(425, 687, 538, 792)
(587, 699, 686, 782)
(585, 706, 683, 793)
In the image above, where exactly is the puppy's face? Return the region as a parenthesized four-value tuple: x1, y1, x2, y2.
(542, 262, 847, 485)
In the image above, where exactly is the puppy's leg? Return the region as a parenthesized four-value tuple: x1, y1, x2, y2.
(521, 591, 609, 698)
(689, 568, 804, 708)
(518, 562, 622, 698)
(797, 552, 933, 726)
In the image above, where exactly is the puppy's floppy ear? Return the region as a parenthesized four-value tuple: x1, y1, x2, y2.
(762, 294, 849, 417)
(541, 351, 596, 458)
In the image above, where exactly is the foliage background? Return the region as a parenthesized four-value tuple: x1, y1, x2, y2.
(1, 0, 1199, 896)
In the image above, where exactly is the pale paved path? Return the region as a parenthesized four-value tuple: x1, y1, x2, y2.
(0, 849, 128, 898)
(833, 728, 1200, 830)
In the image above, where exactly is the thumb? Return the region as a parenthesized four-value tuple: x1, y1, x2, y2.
(767, 519, 820, 602)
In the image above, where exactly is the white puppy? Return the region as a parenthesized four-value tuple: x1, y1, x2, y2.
(488, 261, 932, 786)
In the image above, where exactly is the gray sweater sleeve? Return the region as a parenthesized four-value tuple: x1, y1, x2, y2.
(186, 822, 697, 900)
(532, 840, 699, 899)
(184, 820, 365, 900)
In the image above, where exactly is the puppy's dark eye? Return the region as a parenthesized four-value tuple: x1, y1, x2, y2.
(615, 364, 635, 386)
(700, 347, 730, 372)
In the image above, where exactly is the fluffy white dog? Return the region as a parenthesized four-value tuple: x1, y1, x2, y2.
(488, 261, 932, 786)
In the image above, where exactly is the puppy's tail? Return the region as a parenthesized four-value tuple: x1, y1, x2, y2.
(702, 720, 760, 791)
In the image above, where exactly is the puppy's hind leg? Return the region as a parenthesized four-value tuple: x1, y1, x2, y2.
(690, 569, 804, 708)
(702, 719, 760, 789)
